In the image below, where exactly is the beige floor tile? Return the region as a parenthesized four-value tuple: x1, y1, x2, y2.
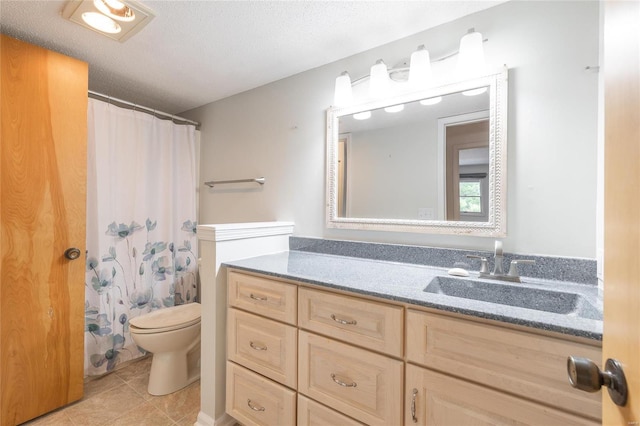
(114, 356, 152, 382)
(174, 406, 201, 426)
(83, 372, 126, 399)
(64, 383, 145, 425)
(110, 401, 174, 426)
(150, 380, 201, 422)
(124, 374, 153, 401)
(21, 408, 75, 426)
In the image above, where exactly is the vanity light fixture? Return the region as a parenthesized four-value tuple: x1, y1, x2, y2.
(408, 45, 432, 89)
(369, 59, 391, 98)
(457, 28, 486, 78)
(332, 28, 488, 107)
(63, 0, 155, 42)
(334, 72, 353, 107)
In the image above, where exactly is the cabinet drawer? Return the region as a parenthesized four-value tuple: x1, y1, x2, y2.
(228, 270, 297, 324)
(406, 309, 602, 421)
(298, 331, 403, 426)
(406, 364, 598, 426)
(298, 287, 403, 357)
(226, 362, 296, 426)
(297, 395, 364, 426)
(228, 308, 297, 388)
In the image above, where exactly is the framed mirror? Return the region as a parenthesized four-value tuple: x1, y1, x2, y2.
(326, 67, 508, 236)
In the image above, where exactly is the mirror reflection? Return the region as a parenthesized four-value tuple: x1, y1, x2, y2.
(326, 68, 507, 237)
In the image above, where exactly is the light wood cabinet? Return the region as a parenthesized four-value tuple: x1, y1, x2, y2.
(226, 362, 296, 426)
(297, 395, 364, 426)
(228, 308, 297, 388)
(298, 331, 403, 426)
(405, 364, 598, 426)
(226, 268, 601, 426)
(298, 287, 403, 357)
(406, 309, 601, 421)
(228, 270, 297, 325)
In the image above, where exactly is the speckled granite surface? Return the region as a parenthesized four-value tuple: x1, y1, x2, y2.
(290, 237, 598, 285)
(224, 250, 603, 341)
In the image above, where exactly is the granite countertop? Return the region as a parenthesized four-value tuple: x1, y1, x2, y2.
(224, 250, 603, 341)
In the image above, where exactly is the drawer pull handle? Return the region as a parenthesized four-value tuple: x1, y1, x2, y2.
(330, 373, 357, 388)
(330, 314, 357, 326)
(249, 293, 268, 301)
(249, 341, 268, 351)
(247, 399, 266, 412)
(411, 388, 418, 423)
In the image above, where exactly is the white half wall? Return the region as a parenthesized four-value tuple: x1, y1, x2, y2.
(196, 222, 294, 426)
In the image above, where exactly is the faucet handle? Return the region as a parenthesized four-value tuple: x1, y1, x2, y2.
(508, 259, 536, 277)
(466, 255, 489, 274)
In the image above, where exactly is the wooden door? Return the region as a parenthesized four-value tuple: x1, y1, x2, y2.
(602, 0, 640, 424)
(1, 35, 87, 425)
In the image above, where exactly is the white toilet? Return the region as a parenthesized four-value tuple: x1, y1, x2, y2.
(129, 302, 201, 395)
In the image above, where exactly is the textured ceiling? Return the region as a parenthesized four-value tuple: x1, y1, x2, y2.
(0, 0, 503, 114)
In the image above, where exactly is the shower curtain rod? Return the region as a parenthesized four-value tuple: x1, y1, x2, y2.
(88, 90, 201, 129)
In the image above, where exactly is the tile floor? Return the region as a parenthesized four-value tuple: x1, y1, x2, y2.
(22, 356, 200, 426)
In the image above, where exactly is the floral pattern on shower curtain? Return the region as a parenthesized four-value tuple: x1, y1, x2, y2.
(84, 98, 198, 376)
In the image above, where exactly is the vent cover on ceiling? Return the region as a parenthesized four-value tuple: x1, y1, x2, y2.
(62, 0, 155, 42)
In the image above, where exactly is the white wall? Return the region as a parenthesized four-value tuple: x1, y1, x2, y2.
(347, 121, 439, 219)
(184, 1, 599, 258)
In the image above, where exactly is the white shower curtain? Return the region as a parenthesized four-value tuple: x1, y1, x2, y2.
(84, 98, 198, 376)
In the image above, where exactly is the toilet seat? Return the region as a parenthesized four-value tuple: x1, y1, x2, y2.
(129, 303, 201, 334)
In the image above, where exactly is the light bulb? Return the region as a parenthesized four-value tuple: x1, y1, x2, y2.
(334, 72, 353, 107)
(462, 87, 488, 96)
(408, 45, 432, 89)
(457, 28, 485, 78)
(369, 59, 390, 98)
(82, 12, 121, 33)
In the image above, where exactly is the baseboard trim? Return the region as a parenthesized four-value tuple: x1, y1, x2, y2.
(194, 411, 235, 426)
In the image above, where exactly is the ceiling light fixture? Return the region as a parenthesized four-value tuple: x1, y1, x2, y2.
(353, 111, 372, 120)
(93, 0, 135, 22)
(81, 11, 121, 33)
(63, 0, 155, 42)
(384, 104, 405, 113)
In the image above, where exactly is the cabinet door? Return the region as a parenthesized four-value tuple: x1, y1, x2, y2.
(406, 364, 599, 426)
(1, 34, 87, 425)
(298, 331, 403, 426)
(406, 309, 601, 421)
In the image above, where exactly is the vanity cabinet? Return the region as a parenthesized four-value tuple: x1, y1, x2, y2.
(406, 310, 601, 425)
(226, 269, 602, 426)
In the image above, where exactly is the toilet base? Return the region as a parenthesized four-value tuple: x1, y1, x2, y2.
(147, 342, 201, 396)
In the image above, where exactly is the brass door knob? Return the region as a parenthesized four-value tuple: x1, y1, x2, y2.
(64, 247, 81, 260)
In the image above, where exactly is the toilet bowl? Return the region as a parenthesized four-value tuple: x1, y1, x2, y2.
(129, 302, 201, 395)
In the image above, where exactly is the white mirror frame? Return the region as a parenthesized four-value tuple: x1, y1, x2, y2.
(326, 66, 508, 237)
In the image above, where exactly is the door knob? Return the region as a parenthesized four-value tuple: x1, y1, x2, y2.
(567, 356, 628, 406)
(64, 247, 81, 260)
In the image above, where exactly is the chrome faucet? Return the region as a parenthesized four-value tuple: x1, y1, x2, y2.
(466, 241, 536, 283)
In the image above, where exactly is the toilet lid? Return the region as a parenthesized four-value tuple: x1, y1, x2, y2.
(129, 303, 201, 330)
